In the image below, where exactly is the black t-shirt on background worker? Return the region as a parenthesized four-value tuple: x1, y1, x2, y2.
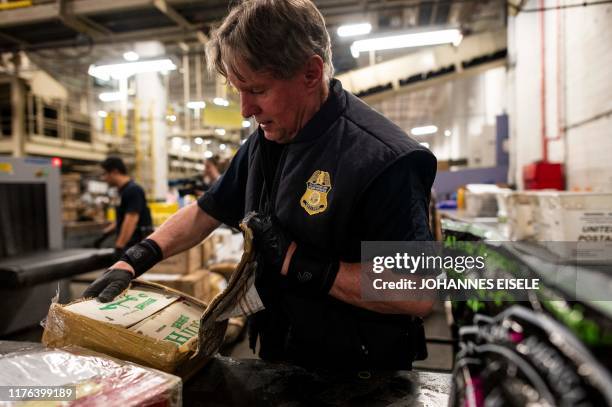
(116, 180, 153, 249)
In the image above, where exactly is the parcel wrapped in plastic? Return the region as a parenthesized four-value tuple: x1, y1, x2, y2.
(42, 221, 258, 378)
(42, 281, 209, 379)
(0, 345, 181, 406)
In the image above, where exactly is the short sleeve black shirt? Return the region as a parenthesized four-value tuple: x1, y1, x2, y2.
(117, 180, 153, 247)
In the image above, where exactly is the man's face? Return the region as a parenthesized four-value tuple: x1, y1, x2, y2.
(227, 61, 312, 144)
(101, 170, 117, 187)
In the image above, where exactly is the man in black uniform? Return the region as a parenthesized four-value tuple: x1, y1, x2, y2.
(84, 0, 436, 369)
(99, 157, 153, 261)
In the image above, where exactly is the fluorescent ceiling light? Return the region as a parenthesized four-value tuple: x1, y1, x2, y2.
(242, 120, 252, 128)
(88, 58, 176, 81)
(213, 97, 229, 107)
(411, 125, 438, 136)
(350, 28, 462, 58)
(195, 137, 204, 145)
(420, 142, 430, 149)
(97, 110, 108, 118)
(186, 101, 206, 109)
(337, 23, 372, 37)
(123, 51, 139, 62)
(204, 151, 213, 158)
(98, 92, 125, 102)
(215, 128, 226, 136)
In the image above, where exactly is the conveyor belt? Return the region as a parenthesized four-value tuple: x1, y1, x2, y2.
(0, 248, 114, 288)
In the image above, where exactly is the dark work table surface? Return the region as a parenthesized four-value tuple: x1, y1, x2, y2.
(0, 341, 451, 406)
(184, 356, 451, 406)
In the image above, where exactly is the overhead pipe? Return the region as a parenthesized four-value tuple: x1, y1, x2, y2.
(553, 0, 565, 142)
(539, 0, 548, 162)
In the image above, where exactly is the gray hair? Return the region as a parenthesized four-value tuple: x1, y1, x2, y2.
(206, 0, 334, 82)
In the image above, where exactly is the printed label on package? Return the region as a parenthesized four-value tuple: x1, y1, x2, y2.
(66, 288, 179, 327)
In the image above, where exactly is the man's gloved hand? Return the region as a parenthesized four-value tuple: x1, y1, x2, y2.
(245, 213, 291, 276)
(244, 212, 339, 297)
(82, 268, 134, 303)
(82, 238, 163, 303)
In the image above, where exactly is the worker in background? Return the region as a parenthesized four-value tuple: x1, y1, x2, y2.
(84, 0, 436, 370)
(193, 154, 226, 196)
(203, 154, 224, 187)
(97, 157, 153, 261)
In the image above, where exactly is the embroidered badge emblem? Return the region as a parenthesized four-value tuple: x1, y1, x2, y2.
(300, 170, 331, 215)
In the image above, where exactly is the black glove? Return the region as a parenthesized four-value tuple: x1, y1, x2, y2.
(244, 212, 339, 296)
(82, 268, 133, 303)
(245, 213, 291, 276)
(82, 238, 163, 302)
(119, 238, 163, 277)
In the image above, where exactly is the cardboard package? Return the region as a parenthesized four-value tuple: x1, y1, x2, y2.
(209, 262, 238, 280)
(43, 222, 258, 378)
(42, 281, 209, 378)
(149, 244, 202, 274)
(202, 237, 216, 266)
(207, 272, 228, 301)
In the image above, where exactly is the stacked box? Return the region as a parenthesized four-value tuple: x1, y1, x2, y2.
(534, 192, 612, 241)
(211, 228, 244, 263)
(149, 244, 203, 274)
(62, 173, 82, 222)
(140, 269, 208, 302)
(497, 191, 539, 241)
(139, 269, 228, 304)
(202, 236, 216, 266)
(209, 262, 238, 280)
(534, 192, 612, 261)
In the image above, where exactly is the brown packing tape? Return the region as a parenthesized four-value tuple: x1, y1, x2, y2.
(42, 280, 210, 379)
(197, 222, 256, 358)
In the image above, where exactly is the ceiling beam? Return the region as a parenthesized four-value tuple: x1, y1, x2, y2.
(0, 0, 194, 28)
(153, 0, 208, 44)
(0, 26, 200, 53)
(57, 0, 108, 40)
(0, 3, 56, 27)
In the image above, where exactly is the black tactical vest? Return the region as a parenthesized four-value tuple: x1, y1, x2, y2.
(244, 80, 437, 369)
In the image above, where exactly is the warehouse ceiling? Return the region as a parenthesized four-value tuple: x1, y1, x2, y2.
(0, 0, 506, 76)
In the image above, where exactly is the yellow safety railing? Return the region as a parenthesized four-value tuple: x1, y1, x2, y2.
(0, 1, 32, 11)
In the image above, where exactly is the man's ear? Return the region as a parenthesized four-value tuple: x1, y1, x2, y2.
(303, 55, 324, 89)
